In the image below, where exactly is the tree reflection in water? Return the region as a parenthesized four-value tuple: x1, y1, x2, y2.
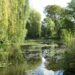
(0, 45, 42, 75)
(0, 44, 70, 75)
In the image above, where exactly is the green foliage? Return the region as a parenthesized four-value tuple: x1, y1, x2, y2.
(42, 17, 55, 38)
(0, 0, 30, 65)
(0, 0, 30, 44)
(0, 64, 28, 75)
(63, 39, 75, 74)
(43, 2, 75, 73)
(42, 4, 75, 40)
(61, 29, 73, 46)
(62, 6, 75, 72)
(68, 0, 75, 17)
(42, 5, 65, 39)
(44, 5, 64, 20)
(7, 0, 30, 43)
(8, 44, 25, 64)
(26, 9, 41, 39)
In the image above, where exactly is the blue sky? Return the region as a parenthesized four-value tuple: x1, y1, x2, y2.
(29, 0, 71, 20)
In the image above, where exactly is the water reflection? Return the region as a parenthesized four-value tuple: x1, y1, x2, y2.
(25, 44, 65, 75)
(21, 45, 42, 70)
(0, 45, 42, 75)
(0, 43, 66, 75)
(29, 57, 64, 75)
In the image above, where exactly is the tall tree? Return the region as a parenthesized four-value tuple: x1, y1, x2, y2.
(67, 0, 75, 34)
(26, 9, 41, 39)
(43, 5, 64, 39)
(42, 17, 55, 38)
(0, 0, 30, 64)
(44, 5, 64, 20)
(0, 0, 30, 44)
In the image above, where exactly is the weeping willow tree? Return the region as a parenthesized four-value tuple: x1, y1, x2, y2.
(0, 0, 30, 65)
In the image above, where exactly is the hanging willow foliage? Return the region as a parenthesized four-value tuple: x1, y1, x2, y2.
(0, 0, 30, 44)
(0, 0, 30, 64)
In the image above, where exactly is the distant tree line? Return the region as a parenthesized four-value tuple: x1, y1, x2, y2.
(25, 1, 75, 40)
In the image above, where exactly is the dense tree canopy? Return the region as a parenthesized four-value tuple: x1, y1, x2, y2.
(26, 9, 41, 39)
(42, 17, 55, 38)
(42, 5, 65, 39)
(0, 0, 30, 64)
(44, 5, 64, 20)
(0, 0, 30, 44)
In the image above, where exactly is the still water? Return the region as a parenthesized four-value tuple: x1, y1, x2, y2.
(0, 41, 66, 75)
(28, 57, 64, 75)
(23, 42, 65, 75)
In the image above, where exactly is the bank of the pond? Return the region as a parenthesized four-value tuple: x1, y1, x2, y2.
(23, 39, 65, 48)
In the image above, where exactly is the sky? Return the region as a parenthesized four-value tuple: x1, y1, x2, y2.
(29, 0, 71, 20)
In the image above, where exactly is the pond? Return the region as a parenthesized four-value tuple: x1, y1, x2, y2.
(21, 41, 66, 75)
(0, 40, 70, 75)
